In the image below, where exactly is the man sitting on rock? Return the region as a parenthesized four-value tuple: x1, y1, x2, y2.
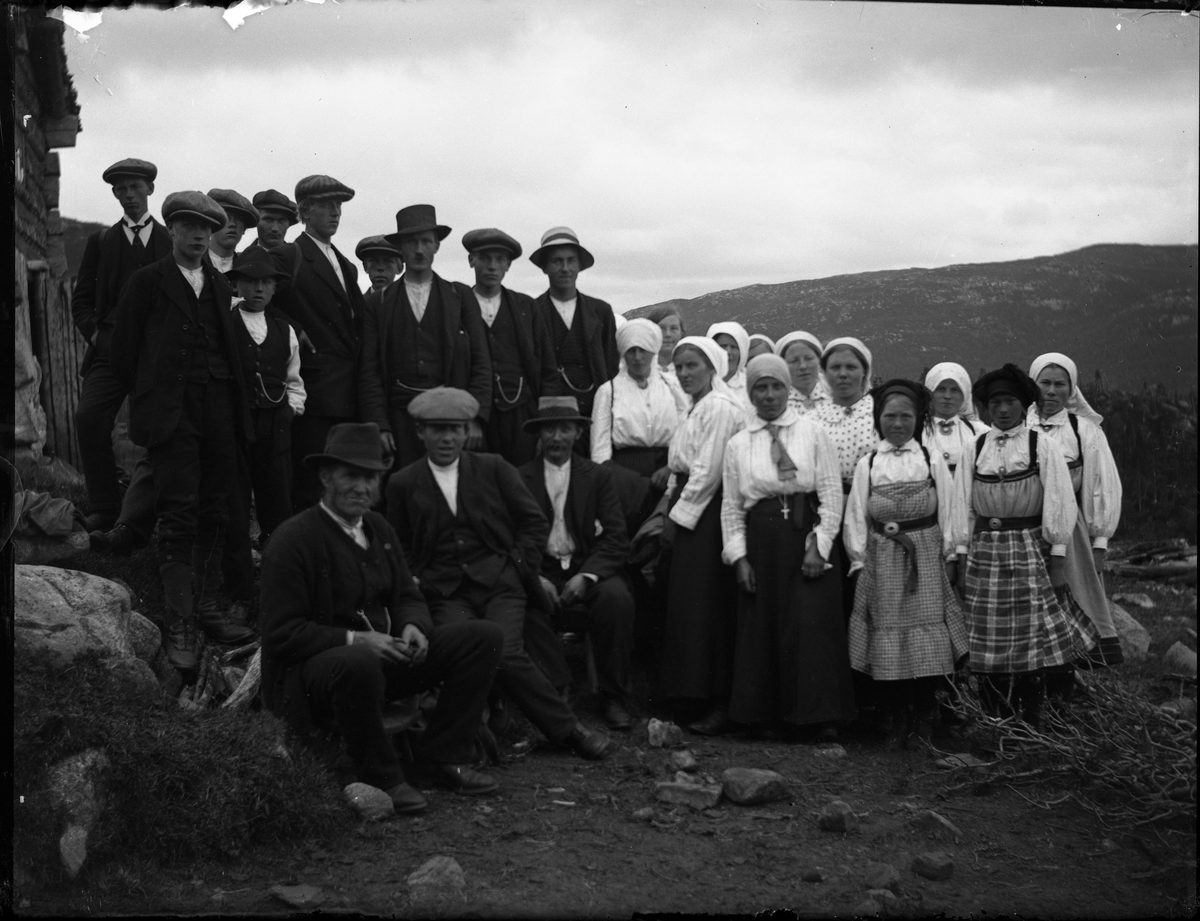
(260, 422, 504, 813)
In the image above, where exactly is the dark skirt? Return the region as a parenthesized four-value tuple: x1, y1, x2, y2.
(730, 497, 857, 726)
(612, 445, 669, 478)
(661, 489, 738, 700)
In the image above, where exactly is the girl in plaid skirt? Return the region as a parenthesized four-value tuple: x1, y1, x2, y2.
(844, 380, 969, 750)
(950, 365, 1099, 729)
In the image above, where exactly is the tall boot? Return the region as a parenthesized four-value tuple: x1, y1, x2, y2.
(160, 561, 200, 673)
(1017, 674, 1046, 731)
(194, 529, 254, 645)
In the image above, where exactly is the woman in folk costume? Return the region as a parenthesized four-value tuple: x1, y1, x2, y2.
(844, 380, 968, 750)
(924, 362, 990, 474)
(644, 304, 686, 402)
(707, 321, 753, 411)
(1028, 352, 1124, 690)
(661, 336, 747, 735)
(747, 334, 776, 361)
(775, 331, 831, 416)
(951, 365, 1099, 729)
(721, 355, 854, 739)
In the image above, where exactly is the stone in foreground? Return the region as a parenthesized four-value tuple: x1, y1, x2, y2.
(817, 800, 858, 832)
(343, 783, 395, 821)
(15, 565, 138, 666)
(909, 809, 962, 841)
(1163, 641, 1198, 678)
(911, 851, 955, 881)
(669, 749, 698, 771)
(1109, 603, 1150, 660)
(863, 862, 901, 893)
(407, 855, 466, 890)
(47, 748, 111, 879)
(801, 869, 826, 883)
(655, 781, 722, 810)
(721, 767, 789, 806)
(647, 718, 684, 748)
(270, 884, 325, 909)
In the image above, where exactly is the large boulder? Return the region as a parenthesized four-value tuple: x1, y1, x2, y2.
(15, 566, 142, 667)
(1109, 602, 1151, 660)
(46, 748, 111, 879)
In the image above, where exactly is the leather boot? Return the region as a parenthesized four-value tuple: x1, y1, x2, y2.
(193, 528, 254, 645)
(160, 561, 200, 673)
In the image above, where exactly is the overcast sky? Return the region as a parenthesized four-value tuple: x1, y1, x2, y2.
(55, 0, 1198, 310)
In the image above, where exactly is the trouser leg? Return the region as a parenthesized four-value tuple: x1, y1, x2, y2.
(569, 575, 635, 701)
(522, 598, 573, 690)
(74, 359, 128, 518)
(114, 456, 158, 540)
(222, 438, 255, 604)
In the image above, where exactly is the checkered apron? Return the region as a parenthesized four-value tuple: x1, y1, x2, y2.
(964, 473, 1099, 674)
(848, 479, 968, 679)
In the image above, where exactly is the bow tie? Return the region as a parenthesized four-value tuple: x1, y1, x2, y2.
(936, 420, 956, 434)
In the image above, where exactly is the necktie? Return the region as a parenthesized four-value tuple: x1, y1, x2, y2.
(766, 424, 797, 481)
(130, 222, 147, 261)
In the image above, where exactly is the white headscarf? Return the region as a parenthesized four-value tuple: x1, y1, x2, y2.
(673, 335, 734, 399)
(821, 336, 873, 397)
(774, 330, 823, 361)
(745, 354, 791, 392)
(1028, 352, 1103, 426)
(613, 313, 628, 333)
(616, 317, 663, 358)
(924, 361, 979, 422)
(748, 333, 776, 354)
(706, 321, 751, 377)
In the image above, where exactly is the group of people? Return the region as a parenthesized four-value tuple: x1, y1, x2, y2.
(70, 156, 1124, 811)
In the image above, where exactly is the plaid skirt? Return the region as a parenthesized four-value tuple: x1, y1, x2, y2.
(848, 482, 968, 680)
(964, 525, 1099, 675)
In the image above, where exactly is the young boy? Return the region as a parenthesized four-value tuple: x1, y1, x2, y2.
(221, 248, 307, 630)
(355, 235, 404, 294)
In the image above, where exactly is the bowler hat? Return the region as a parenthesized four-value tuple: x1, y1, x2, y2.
(385, 204, 452, 245)
(228, 248, 289, 281)
(207, 188, 260, 228)
(253, 189, 299, 224)
(408, 387, 479, 424)
(529, 226, 594, 271)
(161, 191, 228, 231)
(355, 235, 403, 261)
(303, 422, 390, 472)
(462, 228, 522, 260)
(294, 174, 355, 204)
(522, 396, 592, 431)
(102, 158, 157, 184)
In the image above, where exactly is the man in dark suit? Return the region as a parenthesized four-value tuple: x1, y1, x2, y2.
(359, 205, 492, 472)
(72, 157, 173, 533)
(245, 189, 298, 253)
(109, 191, 257, 672)
(529, 226, 620, 455)
(518, 397, 636, 730)
(269, 175, 364, 509)
(462, 228, 559, 466)
(261, 422, 503, 813)
(386, 388, 612, 761)
(206, 189, 259, 274)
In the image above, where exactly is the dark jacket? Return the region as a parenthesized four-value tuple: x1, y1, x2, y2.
(71, 218, 173, 373)
(358, 273, 493, 429)
(475, 286, 562, 407)
(108, 254, 253, 448)
(269, 234, 365, 419)
(385, 452, 548, 585)
(518, 455, 630, 582)
(259, 505, 432, 730)
(533, 291, 620, 394)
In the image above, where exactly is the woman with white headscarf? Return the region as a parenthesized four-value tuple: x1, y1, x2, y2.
(644, 304, 686, 402)
(721, 355, 854, 738)
(924, 362, 990, 474)
(748, 334, 776, 361)
(1028, 352, 1124, 684)
(775, 331, 831, 416)
(661, 336, 747, 735)
(707, 321, 753, 410)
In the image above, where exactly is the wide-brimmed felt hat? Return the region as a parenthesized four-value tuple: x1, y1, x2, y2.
(207, 188, 260, 228)
(161, 191, 227, 231)
(294, 174, 355, 204)
(103, 157, 157, 184)
(304, 422, 390, 471)
(228, 248, 289, 280)
(408, 387, 480, 424)
(973, 364, 1040, 409)
(529, 226, 595, 271)
(523, 396, 592, 431)
(462, 227, 522, 260)
(384, 204, 452, 246)
(355, 235, 403, 261)
(253, 189, 299, 224)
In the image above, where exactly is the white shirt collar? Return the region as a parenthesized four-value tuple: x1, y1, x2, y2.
(319, 499, 365, 534)
(878, 437, 920, 454)
(428, 456, 460, 475)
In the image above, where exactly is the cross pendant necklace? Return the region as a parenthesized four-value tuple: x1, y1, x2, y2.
(779, 497, 791, 520)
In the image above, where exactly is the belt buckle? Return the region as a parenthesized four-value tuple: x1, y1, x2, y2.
(883, 521, 900, 536)
(988, 517, 1002, 530)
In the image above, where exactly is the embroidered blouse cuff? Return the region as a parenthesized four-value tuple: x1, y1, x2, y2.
(1049, 543, 1067, 557)
(670, 500, 703, 530)
(1091, 536, 1109, 550)
(847, 560, 864, 575)
(955, 544, 969, 557)
(722, 538, 747, 566)
(814, 531, 834, 561)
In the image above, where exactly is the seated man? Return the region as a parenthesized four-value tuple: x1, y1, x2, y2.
(386, 387, 612, 761)
(518, 398, 637, 731)
(260, 422, 503, 813)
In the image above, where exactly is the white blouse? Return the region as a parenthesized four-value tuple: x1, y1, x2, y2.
(1027, 408, 1122, 549)
(925, 415, 990, 471)
(725, 368, 753, 413)
(787, 378, 831, 416)
(811, 395, 878, 486)
(667, 388, 746, 530)
(843, 438, 955, 573)
(590, 369, 689, 463)
(720, 409, 843, 563)
(949, 420, 1077, 557)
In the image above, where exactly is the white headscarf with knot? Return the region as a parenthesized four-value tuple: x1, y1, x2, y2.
(774, 330, 823, 360)
(1028, 352, 1103, 426)
(616, 317, 663, 358)
(924, 361, 979, 422)
(673, 335, 734, 399)
(705, 321, 751, 376)
(821, 336, 873, 397)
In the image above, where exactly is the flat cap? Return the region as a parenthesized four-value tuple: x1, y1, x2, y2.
(408, 387, 480, 424)
(252, 189, 299, 224)
(294, 175, 355, 204)
(102, 158, 157, 184)
(355, 235, 403, 260)
(207, 188, 260, 227)
(228, 247, 290, 280)
(462, 228, 522, 260)
(161, 191, 228, 231)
